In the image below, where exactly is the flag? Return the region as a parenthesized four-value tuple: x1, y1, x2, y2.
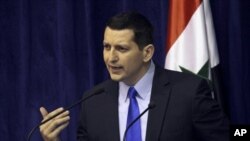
(165, 0, 224, 108)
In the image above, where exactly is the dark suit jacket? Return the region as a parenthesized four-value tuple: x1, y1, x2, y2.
(77, 67, 229, 141)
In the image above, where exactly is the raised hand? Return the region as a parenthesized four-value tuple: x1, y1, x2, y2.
(39, 107, 70, 141)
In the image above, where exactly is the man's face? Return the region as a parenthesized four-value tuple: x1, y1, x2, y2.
(103, 27, 148, 85)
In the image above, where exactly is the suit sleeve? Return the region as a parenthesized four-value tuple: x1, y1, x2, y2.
(192, 79, 229, 141)
(77, 99, 89, 141)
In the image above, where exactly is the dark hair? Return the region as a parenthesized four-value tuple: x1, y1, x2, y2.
(106, 11, 153, 50)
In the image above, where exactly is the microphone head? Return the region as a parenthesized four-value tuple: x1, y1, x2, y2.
(148, 102, 156, 109)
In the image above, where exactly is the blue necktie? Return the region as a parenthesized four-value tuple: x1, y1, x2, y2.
(126, 87, 142, 141)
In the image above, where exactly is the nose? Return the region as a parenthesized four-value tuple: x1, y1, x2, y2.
(109, 48, 118, 62)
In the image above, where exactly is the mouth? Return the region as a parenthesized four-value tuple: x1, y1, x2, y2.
(108, 65, 123, 73)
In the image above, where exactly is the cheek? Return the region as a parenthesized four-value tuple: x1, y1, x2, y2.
(103, 51, 108, 62)
(123, 55, 142, 71)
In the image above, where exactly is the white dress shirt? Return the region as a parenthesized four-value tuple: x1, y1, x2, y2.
(118, 61, 155, 141)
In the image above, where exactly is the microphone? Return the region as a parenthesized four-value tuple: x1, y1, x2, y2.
(123, 102, 156, 141)
(27, 88, 104, 141)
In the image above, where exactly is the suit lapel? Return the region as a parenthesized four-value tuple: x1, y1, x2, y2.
(146, 67, 172, 141)
(103, 81, 120, 141)
(100, 67, 172, 141)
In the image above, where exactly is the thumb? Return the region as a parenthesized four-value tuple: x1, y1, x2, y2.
(39, 107, 48, 118)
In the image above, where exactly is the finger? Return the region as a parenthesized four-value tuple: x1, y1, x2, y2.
(40, 115, 70, 139)
(46, 115, 70, 132)
(43, 116, 70, 136)
(40, 107, 52, 132)
(45, 122, 69, 140)
(40, 107, 48, 118)
(40, 110, 69, 131)
(54, 110, 70, 119)
(51, 122, 69, 137)
(42, 107, 64, 121)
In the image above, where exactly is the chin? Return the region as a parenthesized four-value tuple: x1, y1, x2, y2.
(110, 75, 123, 82)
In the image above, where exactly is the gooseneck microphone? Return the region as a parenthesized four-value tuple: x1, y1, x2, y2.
(27, 88, 104, 141)
(123, 102, 156, 141)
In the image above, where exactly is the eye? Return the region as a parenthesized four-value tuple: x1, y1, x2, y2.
(117, 45, 129, 52)
(103, 44, 111, 50)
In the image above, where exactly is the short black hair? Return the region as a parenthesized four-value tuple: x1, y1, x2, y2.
(106, 11, 154, 50)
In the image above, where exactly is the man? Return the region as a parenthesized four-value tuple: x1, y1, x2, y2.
(40, 12, 229, 141)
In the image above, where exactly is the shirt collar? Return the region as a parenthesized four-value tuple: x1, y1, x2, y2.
(119, 61, 155, 102)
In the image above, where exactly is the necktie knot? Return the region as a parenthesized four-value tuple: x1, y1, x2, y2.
(128, 87, 137, 99)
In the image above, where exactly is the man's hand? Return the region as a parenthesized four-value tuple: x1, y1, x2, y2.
(39, 107, 70, 141)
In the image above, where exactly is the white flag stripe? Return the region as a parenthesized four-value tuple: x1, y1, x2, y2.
(165, 0, 219, 74)
(165, 3, 208, 73)
(203, 0, 219, 68)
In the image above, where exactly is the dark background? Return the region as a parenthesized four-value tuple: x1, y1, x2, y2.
(0, 0, 249, 140)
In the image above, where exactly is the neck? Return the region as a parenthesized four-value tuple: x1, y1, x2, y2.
(123, 61, 151, 86)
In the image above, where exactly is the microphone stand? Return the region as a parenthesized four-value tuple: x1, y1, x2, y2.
(26, 89, 104, 141)
(123, 102, 156, 141)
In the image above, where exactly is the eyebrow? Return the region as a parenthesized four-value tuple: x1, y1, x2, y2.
(103, 41, 129, 46)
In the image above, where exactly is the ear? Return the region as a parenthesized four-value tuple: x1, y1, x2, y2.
(142, 44, 155, 62)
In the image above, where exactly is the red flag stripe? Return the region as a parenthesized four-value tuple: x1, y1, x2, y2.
(166, 0, 202, 52)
